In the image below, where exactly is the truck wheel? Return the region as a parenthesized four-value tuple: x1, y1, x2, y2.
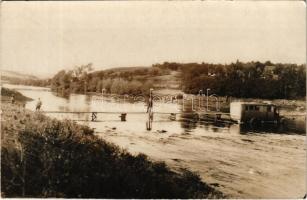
(249, 118, 258, 126)
(280, 117, 287, 125)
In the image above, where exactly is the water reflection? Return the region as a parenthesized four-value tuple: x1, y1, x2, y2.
(229, 123, 305, 135)
(4, 83, 305, 136)
(180, 112, 198, 132)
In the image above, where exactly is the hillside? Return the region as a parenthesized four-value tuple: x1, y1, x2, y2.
(1, 70, 38, 80)
(102, 66, 149, 73)
(89, 67, 181, 93)
(1, 70, 49, 87)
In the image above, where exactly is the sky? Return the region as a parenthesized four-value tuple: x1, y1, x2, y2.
(1, 1, 306, 78)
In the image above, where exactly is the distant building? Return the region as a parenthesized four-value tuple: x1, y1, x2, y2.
(208, 72, 216, 77)
(263, 65, 278, 80)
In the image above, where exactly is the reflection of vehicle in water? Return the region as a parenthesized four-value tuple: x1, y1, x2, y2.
(229, 123, 305, 135)
(230, 102, 281, 124)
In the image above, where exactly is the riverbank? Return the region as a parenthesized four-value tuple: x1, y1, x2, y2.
(1, 87, 33, 102)
(1, 100, 223, 198)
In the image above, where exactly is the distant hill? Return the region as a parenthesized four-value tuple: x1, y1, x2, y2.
(1, 70, 38, 80)
(103, 66, 148, 73)
(0, 70, 48, 87)
(90, 66, 181, 92)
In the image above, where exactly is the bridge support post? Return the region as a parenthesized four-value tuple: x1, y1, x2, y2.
(120, 113, 127, 121)
(169, 113, 176, 121)
(91, 112, 97, 121)
(215, 114, 222, 122)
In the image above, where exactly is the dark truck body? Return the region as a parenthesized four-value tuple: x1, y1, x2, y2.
(230, 102, 280, 124)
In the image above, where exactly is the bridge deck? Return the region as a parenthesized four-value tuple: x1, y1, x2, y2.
(42, 111, 230, 115)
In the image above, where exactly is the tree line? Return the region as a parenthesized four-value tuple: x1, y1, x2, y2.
(49, 63, 161, 96)
(5, 61, 306, 99)
(154, 61, 306, 99)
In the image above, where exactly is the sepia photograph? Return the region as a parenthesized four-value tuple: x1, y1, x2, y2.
(0, 1, 306, 198)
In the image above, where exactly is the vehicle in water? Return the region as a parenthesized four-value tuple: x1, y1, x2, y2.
(230, 102, 281, 124)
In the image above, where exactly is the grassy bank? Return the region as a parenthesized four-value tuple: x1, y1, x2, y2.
(1, 101, 223, 198)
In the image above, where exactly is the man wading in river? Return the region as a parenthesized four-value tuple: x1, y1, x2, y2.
(146, 89, 154, 114)
(10, 95, 15, 104)
(36, 98, 42, 111)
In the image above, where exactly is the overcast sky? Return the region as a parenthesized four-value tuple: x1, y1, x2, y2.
(1, 1, 306, 78)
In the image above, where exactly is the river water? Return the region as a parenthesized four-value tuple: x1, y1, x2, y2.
(5, 84, 306, 198)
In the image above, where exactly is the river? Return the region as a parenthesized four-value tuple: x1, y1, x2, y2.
(4, 84, 306, 198)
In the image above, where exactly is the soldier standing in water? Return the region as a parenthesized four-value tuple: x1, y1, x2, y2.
(36, 98, 42, 111)
(146, 89, 154, 113)
(10, 94, 15, 104)
(146, 89, 154, 131)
